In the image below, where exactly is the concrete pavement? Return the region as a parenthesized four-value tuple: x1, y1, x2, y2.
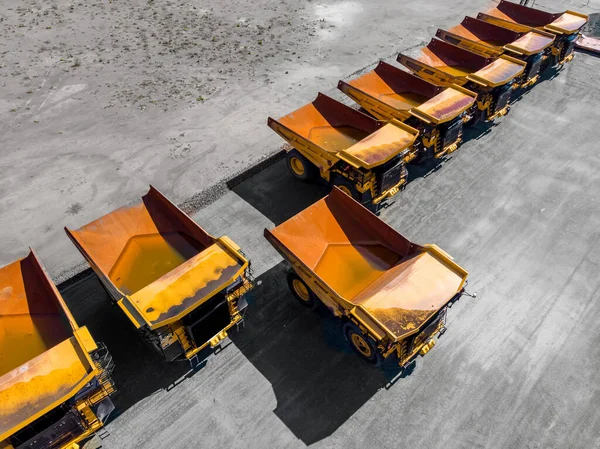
(61, 49, 600, 448)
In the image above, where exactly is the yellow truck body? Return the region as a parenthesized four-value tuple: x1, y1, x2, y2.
(398, 38, 526, 123)
(338, 61, 477, 160)
(0, 251, 115, 449)
(66, 186, 253, 362)
(264, 188, 468, 366)
(479, 0, 587, 66)
(268, 93, 419, 205)
(436, 16, 555, 88)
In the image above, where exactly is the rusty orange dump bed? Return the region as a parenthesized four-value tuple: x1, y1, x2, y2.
(399, 38, 525, 88)
(338, 61, 476, 125)
(265, 189, 468, 340)
(0, 251, 98, 441)
(66, 186, 248, 331)
(483, 0, 587, 35)
(437, 16, 554, 57)
(268, 93, 418, 169)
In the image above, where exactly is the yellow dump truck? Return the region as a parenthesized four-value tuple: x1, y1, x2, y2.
(268, 93, 419, 204)
(398, 38, 526, 123)
(65, 186, 253, 362)
(436, 16, 555, 88)
(264, 188, 468, 367)
(338, 61, 477, 161)
(479, 0, 588, 67)
(1, 251, 115, 449)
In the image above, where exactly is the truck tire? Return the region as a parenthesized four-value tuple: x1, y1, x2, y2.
(287, 271, 317, 309)
(286, 150, 318, 182)
(330, 175, 361, 202)
(343, 322, 382, 365)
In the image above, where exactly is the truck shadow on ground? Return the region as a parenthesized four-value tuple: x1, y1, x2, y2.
(60, 274, 197, 416)
(461, 119, 497, 144)
(229, 155, 440, 220)
(403, 118, 495, 184)
(228, 158, 328, 226)
(231, 136, 500, 218)
(231, 261, 405, 446)
(510, 65, 562, 104)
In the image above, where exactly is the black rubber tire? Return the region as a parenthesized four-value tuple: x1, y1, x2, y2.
(343, 322, 382, 365)
(286, 150, 319, 182)
(286, 271, 317, 309)
(330, 174, 362, 202)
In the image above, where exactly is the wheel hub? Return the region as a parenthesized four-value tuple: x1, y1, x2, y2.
(337, 185, 352, 196)
(290, 157, 305, 176)
(292, 279, 310, 301)
(350, 333, 372, 358)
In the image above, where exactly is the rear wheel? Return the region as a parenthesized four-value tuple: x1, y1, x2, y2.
(286, 150, 318, 182)
(343, 322, 381, 365)
(287, 272, 317, 309)
(330, 175, 362, 202)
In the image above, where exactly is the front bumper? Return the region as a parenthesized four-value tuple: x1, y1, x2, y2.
(182, 276, 252, 360)
(519, 74, 540, 89)
(398, 312, 447, 368)
(393, 288, 464, 368)
(487, 104, 510, 121)
(435, 139, 461, 159)
(372, 178, 405, 205)
(183, 312, 243, 360)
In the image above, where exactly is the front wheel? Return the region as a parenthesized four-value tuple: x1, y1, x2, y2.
(286, 150, 318, 182)
(343, 322, 382, 365)
(330, 175, 362, 201)
(286, 271, 317, 309)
